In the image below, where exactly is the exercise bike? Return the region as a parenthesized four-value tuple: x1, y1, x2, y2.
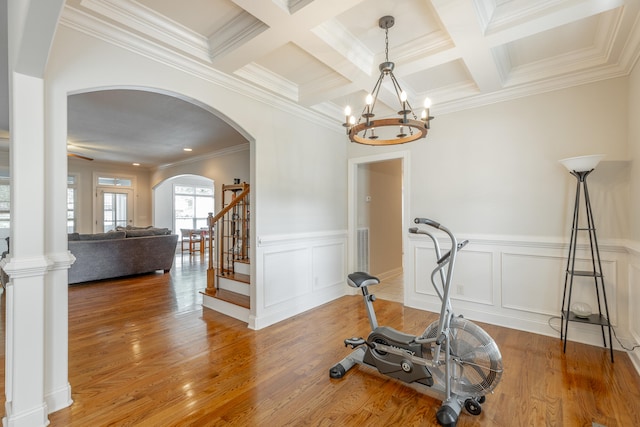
(329, 218, 503, 427)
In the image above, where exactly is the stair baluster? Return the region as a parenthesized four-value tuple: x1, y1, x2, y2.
(204, 182, 250, 298)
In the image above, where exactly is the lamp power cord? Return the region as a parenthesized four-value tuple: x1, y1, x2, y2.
(548, 316, 640, 352)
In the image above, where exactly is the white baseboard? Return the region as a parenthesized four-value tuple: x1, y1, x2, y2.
(45, 382, 73, 414)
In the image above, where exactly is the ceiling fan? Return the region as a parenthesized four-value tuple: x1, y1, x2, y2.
(67, 152, 94, 161)
(67, 143, 93, 161)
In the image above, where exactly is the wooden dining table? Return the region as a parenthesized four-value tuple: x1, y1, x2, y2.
(188, 229, 210, 254)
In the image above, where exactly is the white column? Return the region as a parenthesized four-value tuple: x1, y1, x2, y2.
(2, 0, 68, 425)
(43, 85, 74, 413)
(2, 70, 50, 427)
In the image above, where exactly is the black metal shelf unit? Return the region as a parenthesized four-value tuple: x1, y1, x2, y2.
(560, 169, 614, 362)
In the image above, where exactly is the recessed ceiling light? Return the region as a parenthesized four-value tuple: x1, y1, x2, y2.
(183, 148, 192, 152)
(132, 163, 140, 166)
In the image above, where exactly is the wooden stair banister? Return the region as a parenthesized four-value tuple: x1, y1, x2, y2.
(205, 183, 250, 296)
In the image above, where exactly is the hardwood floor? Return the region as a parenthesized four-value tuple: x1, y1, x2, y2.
(2, 254, 639, 426)
(376, 270, 404, 303)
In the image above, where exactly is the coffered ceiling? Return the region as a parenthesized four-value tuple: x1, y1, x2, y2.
(3, 0, 640, 166)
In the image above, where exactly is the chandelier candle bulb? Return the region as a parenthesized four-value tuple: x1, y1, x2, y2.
(400, 91, 408, 122)
(423, 98, 432, 128)
(343, 105, 352, 133)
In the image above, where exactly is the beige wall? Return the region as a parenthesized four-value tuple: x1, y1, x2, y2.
(627, 56, 640, 366)
(68, 158, 152, 234)
(368, 159, 402, 277)
(629, 59, 640, 242)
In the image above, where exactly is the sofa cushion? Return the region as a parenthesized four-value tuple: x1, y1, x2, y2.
(77, 231, 126, 241)
(125, 228, 170, 237)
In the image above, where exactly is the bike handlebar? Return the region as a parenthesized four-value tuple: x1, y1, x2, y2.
(414, 218, 441, 229)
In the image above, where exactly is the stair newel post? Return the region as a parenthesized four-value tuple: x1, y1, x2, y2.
(206, 211, 216, 295)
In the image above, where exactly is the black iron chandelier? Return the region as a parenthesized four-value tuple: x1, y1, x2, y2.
(343, 16, 434, 146)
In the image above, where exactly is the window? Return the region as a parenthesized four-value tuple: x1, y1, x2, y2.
(97, 176, 132, 187)
(174, 184, 214, 231)
(0, 178, 9, 230)
(67, 175, 77, 232)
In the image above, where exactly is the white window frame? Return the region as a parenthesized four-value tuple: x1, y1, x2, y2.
(173, 183, 214, 232)
(93, 173, 136, 233)
(67, 174, 78, 233)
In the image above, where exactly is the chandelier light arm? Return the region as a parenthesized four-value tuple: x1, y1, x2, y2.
(362, 73, 385, 121)
(388, 74, 418, 122)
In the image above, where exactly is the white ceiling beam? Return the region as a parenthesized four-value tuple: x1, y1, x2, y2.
(213, 0, 367, 74)
(431, 0, 503, 92)
(485, 0, 625, 47)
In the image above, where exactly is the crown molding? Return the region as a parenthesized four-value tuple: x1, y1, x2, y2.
(234, 63, 298, 101)
(80, 0, 210, 61)
(155, 143, 250, 171)
(60, 5, 337, 132)
(435, 59, 629, 115)
(208, 12, 268, 60)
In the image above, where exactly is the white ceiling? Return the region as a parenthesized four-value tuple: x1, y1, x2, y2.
(3, 0, 640, 166)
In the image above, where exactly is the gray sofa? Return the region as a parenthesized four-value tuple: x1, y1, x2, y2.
(68, 228, 178, 284)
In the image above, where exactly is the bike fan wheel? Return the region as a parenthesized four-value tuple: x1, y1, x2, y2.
(422, 317, 503, 396)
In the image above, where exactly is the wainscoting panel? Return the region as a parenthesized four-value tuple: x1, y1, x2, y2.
(501, 253, 565, 316)
(253, 231, 347, 329)
(414, 246, 493, 306)
(628, 256, 640, 373)
(312, 243, 345, 291)
(450, 250, 494, 305)
(631, 263, 640, 341)
(263, 247, 311, 308)
(406, 234, 629, 352)
(414, 246, 438, 297)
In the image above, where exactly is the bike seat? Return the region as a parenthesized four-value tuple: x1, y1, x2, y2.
(347, 272, 380, 288)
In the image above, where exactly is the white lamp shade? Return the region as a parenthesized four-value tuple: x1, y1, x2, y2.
(559, 154, 605, 172)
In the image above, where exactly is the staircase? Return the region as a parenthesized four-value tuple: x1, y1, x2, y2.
(201, 182, 251, 322)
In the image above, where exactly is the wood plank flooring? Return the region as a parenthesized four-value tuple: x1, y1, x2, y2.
(1, 254, 639, 426)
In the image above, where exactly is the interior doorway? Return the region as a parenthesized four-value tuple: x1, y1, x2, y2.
(350, 152, 408, 303)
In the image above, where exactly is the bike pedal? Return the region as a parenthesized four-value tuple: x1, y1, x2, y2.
(344, 337, 366, 348)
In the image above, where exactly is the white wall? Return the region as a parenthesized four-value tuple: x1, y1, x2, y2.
(348, 78, 636, 354)
(351, 78, 628, 238)
(46, 26, 348, 330)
